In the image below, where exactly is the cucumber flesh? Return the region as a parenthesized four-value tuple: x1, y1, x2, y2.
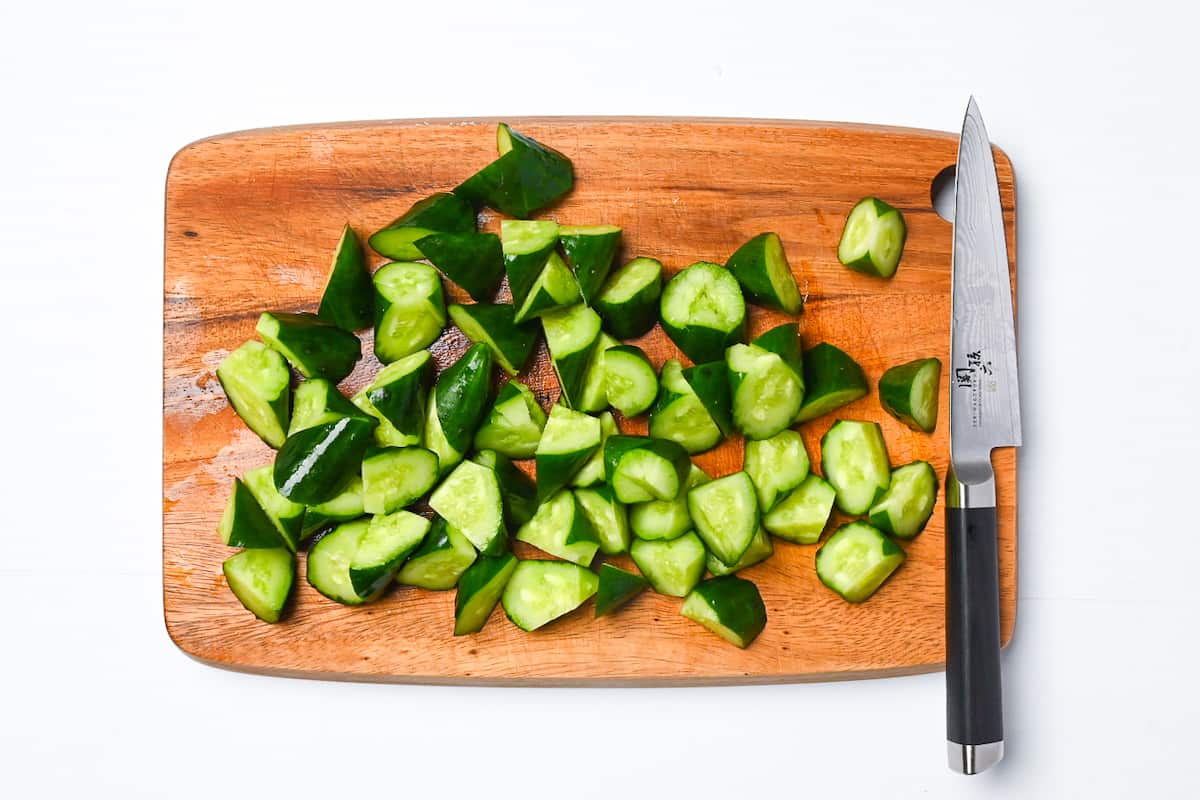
(707, 526, 773, 576)
(361, 446, 439, 515)
(502, 560, 598, 631)
(837, 197, 907, 278)
(687, 471, 759, 564)
(223, 548, 295, 623)
(762, 474, 837, 545)
(629, 464, 709, 541)
(349, 510, 430, 598)
(473, 449, 539, 531)
(574, 484, 631, 555)
(725, 232, 803, 314)
(743, 430, 811, 513)
(454, 553, 518, 635)
(501, 219, 559, 309)
(516, 491, 599, 567)
(681, 576, 767, 648)
(868, 461, 939, 539)
(216, 340, 291, 449)
(594, 563, 649, 617)
(242, 465, 304, 550)
(513, 251, 582, 324)
(295, 378, 373, 436)
(727, 343, 803, 440)
(571, 410, 617, 488)
(630, 531, 707, 597)
(603, 345, 657, 417)
(307, 519, 372, 605)
(396, 517, 477, 590)
(659, 262, 746, 364)
(429, 460, 506, 556)
(879, 357, 941, 433)
(424, 390, 462, 478)
(815, 521, 905, 602)
(577, 332, 618, 413)
(605, 436, 690, 503)
(541, 304, 602, 409)
(649, 359, 722, 454)
(301, 475, 364, 539)
(595, 257, 663, 340)
(534, 403, 602, 501)
(372, 262, 447, 363)
(820, 420, 891, 515)
(795, 343, 869, 423)
(474, 381, 546, 459)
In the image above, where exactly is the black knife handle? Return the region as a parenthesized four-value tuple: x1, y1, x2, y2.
(945, 504, 1003, 746)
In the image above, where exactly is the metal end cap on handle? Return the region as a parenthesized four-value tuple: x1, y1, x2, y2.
(948, 741, 1004, 774)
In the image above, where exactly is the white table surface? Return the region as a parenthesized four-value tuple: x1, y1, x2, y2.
(2, 0, 1197, 796)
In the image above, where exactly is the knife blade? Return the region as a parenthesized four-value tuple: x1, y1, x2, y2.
(945, 97, 1021, 775)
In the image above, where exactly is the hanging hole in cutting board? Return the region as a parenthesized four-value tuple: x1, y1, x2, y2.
(931, 165, 956, 221)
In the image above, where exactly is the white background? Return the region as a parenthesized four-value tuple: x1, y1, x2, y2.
(1, 0, 1196, 797)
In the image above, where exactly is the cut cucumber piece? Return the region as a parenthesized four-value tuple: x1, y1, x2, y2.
(317, 223, 373, 332)
(456, 124, 574, 219)
(821, 420, 891, 515)
(681, 361, 734, 436)
(630, 464, 709, 541)
(454, 553, 518, 635)
(649, 358, 722, 454)
(257, 311, 361, 384)
(571, 410, 618, 488)
(372, 261, 447, 363)
(879, 358, 942, 433)
(752, 322, 805, 378)
(595, 563, 649, 617)
(744, 430, 811, 513)
(516, 490, 599, 566)
(681, 576, 767, 648)
(294, 378, 372, 436)
(307, 519, 372, 605)
(396, 517, 477, 590)
(449, 302, 537, 377)
(815, 521, 905, 602)
(535, 404, 602, 501)
(501, 219, 559, 311)
(795, 342, 870, 423)
(559, 224, 622, 303)
(351, 350, 433, 447)
(574, 484, 631, 555)
(726, 342, 803, 440)
(725, 232, 803, 314)
(243, 465, 305, 550)
(687, 471, 759, 565)
(630, 531, 707, 597)
(603, 345, 657, 417)
(577, 331, 619, 413)
(868, 461, 939, 539)
(604, 435, 691, 503)
(301, 475, 364, 539)
(837, 197, 907, 278)
(595, 256, 663, 339)
(361, 446, 439, 515)
(218, 478, 287, 549)
(369, 192, 475, 261)
(474, 381, 547, 459)
(513, 251, 582, 324)
(707, 527, 773, 576)
(502, 560, 597, 631)
(473, 450, 539, 531)
(273, 416, 375, 505)
(216, 340, 291, 448)
(541, 303, 602, 409)
(415, 231, 504, 302)
(349, 510, 430, 598)
(223, 548, 294, 623)
(762, 474, 837, 544)
(428, 342, 494, 475)
(660, 262, 746, 364)
(429, 459, 506, 556)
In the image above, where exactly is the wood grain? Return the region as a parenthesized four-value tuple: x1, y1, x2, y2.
(163, 117, 1017, 685)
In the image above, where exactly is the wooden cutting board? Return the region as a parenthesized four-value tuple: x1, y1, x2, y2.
(163, 117, 1017, 685)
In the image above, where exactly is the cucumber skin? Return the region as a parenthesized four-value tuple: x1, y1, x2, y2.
(258, 311, 361, 383)
(603, 436, 691, 494)
(416, 232, 504, 302)
(363, 358, 433, 443)
(595, 259, 662, 340)
(272, 416, 376, 505)
(685, 576, 767, 648)
(449, 303, 537, 377)
(560, 228, 622, 304)
(878, 358, 942, 433)
(317, 224, 374, 332)
(455, 127, 574, 219)
(795, 342, 870, 423)
(435, 344, 494, 454)
(368, 192, 476, 261)
(220, 478, 288, 549)
(454, 553, 518, 635)
(752, 323, 805, 380)
(680, 362, 734, 436)
(552, 342, 597, 410)
(661, 318, 745, 366)
(594, 563, 649, 617)
(725, 232, 802, 314)
(504, 242, 557, 312)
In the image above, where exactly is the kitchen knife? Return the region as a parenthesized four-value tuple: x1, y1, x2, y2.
(945, 97, 1021, 775)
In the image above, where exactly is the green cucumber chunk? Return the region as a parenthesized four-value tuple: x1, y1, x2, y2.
(681, 576, 767, 648)
(837, 197, 907, 278)
(256, 311, 360, 383)
(815, 521, 905, 602)
(219, 478, 287, 549)
(630, 464, 709, 541)
(603, 345, 658, 417)
(577, 332, 619, 413)
(659, 262, 746, 364)
(744, 430, 811, 513)
(707, 526, 773, 576)
(424, 390, 462, 478)
(429, 460, 506, 556)
(350, 351, 433, 446)
(514, 251, 583, 324)
(501, 219, 559, 309)
(574, 484, 631, 555)
(223, 548, 295, 623)
(216, 340, 291, 448)
(630, 531, 707, 597)
(535, 404, 602, 501)
(273, 416, 375, 505)
(349, 510, 430, 598)
(595, 563, 650, 617)
(680, 360, 734, 436)
(559, 224, 622, 304)
(369, 192, 475, 261)
(604, 435, 691, 503)
(821, 420, 891, 515)
(415, 231, 504, 302)
(473, 450, 539, 531)
(433, 342, 494, 459)
(454, 553, 518, 635)
(515, 490, 599, 567)
(726, 342, 803, 440)
(317, 223, 373, 331)
(396, 517, 477, 590)
(456, 124, 574, 219)
(372, 261, 447, 363)
(762, 474, 837, 544)
(687, 471, 759, 565)
(293, 378, 371, 436)
(868, 461, 939, 539)
(595, 256, 663, 340)
(541, 303, 602, 409)
(361, 446, 439, 515)
(307, 519, 372, 605)
(571, 410, 618, 488)
(301, 475, 364, 539)
(243, 465, 305, 550)
(649, 358, 722, 454)
(449, 302, 537, 377)
(795, 342, 870, 423)
(879, 358, 942, 433)
(502, 560, 598, 631)
(474, 381, 547, 459)
(725, 232, 803, 314)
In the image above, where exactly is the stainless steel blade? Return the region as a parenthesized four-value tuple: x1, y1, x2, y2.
(950, 97, 1022, 486)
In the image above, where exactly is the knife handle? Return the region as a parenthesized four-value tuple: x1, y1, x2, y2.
(945, 475, 1003, 774)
